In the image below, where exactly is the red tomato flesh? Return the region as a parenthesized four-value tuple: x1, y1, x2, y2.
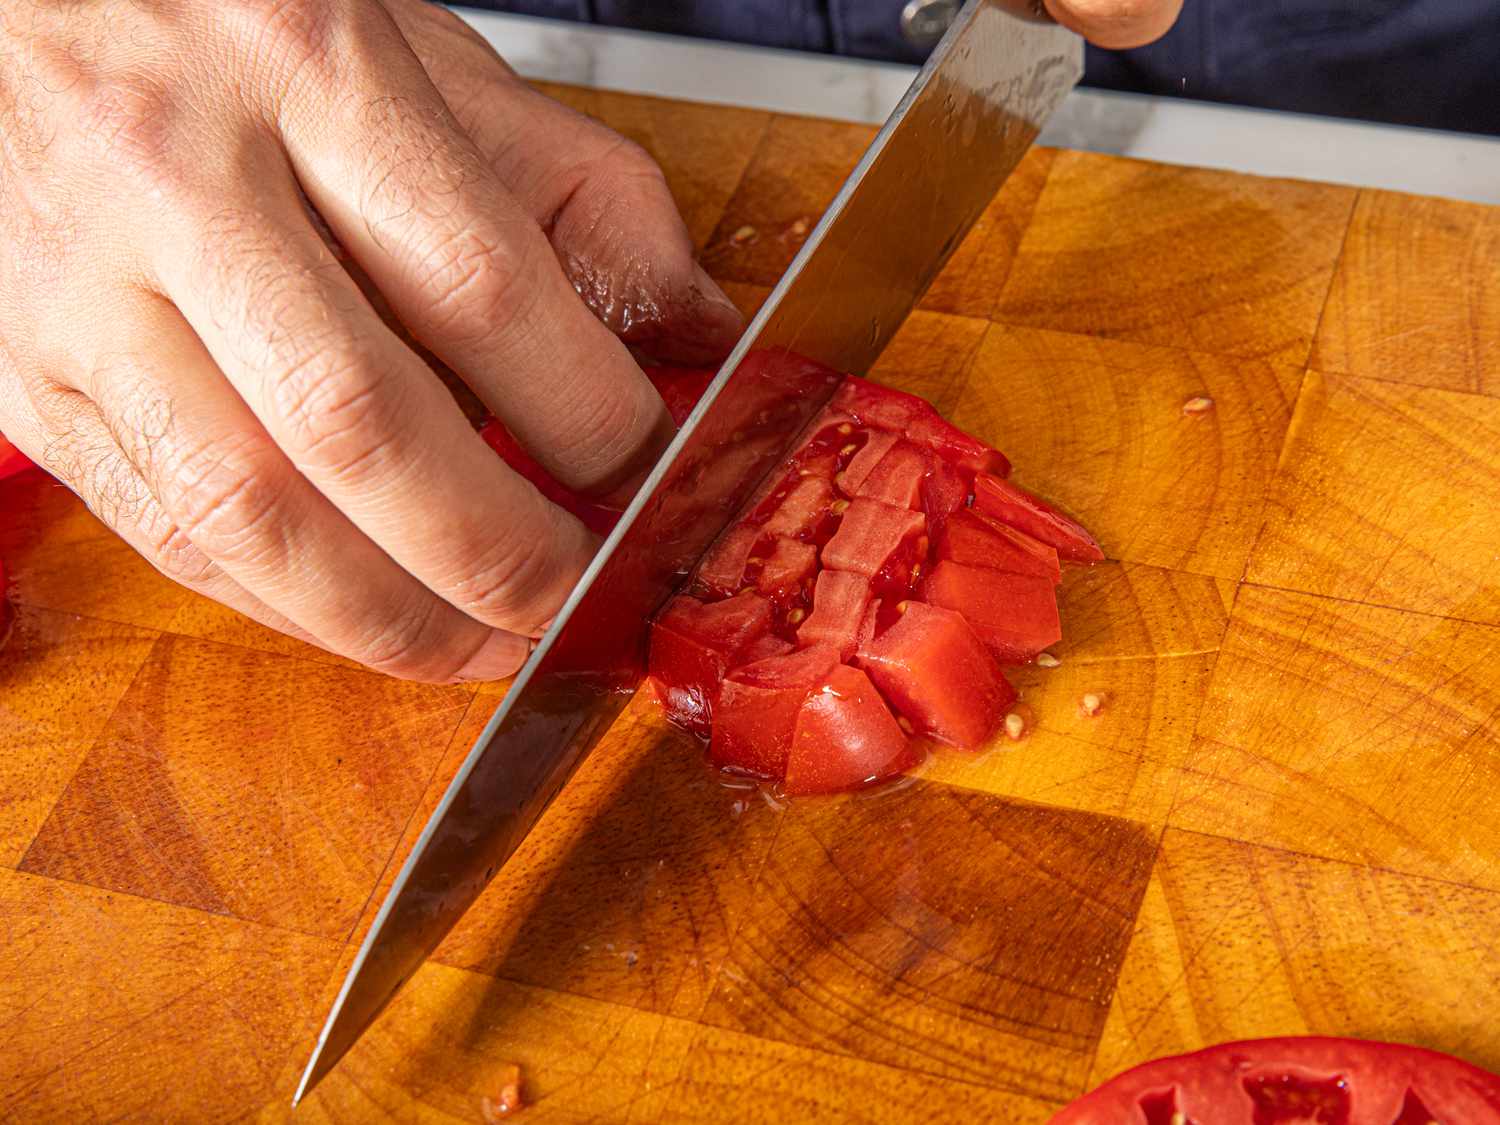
(712, 644, 841, 779)
(922, 562, 1061, 663)
(859, 602, 1015, 749)
(972, 472, 1103, 562)
(785, 664, 918, 795)
(642, 358, 1097, 796)
(939, 508, 1062, 583)
(479, 419, 623, 536)
(649, 592, 773, 736)
(644, 365, 715, 427)
(0, 437, 34, 481)
(1053, 1037, 1500, 1125)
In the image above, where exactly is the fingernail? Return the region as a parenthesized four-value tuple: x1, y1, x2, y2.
(455, 630, 530, 683)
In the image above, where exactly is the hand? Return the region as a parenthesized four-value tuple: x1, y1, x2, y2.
(1043, 0, 1185, 49)
(0, 0, 742, 682)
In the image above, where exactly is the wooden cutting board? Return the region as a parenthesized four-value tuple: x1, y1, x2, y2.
(3, 82, 1499, 1122)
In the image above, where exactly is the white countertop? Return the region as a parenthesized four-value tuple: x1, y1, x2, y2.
(457, 7, 1500, 206)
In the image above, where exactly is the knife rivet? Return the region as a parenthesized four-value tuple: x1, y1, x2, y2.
(900, 0, 961, 49)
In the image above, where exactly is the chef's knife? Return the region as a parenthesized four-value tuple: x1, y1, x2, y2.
(295, 1, 1080, 1101)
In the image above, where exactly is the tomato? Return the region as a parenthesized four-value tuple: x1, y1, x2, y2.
(713, 644, 841, 778)
(1054, 1037, 1500, 1125)
(644, 358, 1099, 795)
(0, 437, 34, 482)
(797, 571, 875, 659)
(922, 562, 1061, 663)
(648, 592, 773, 736)
(644, 366, 715, 427)
(859, 602, 1014, 749)
(784, 664, 919, 795)
(972, 472, 1103, 562)
(938, 508, 1062, 583)
(822, 499, 926, 581)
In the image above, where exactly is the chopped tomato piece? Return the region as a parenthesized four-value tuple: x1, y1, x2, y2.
(938, 509, 1061, 583)
(832, 377, 1009, 476)
(644, 366, 715, 426)
(760, 476, 837, 540)
(648, 592, 773, 735)
(785, 664, 917, 795)
(712, 644, 841, 779)
(921, 562, 1061, 663)
(860, 602, 1015, 749)
(479, 419, 622, 536)
(797, 571, 875, 659)
(0, 437, 34, 481)
(920, 459, 970, 524)
(695, 526, 757, 598)
(854, 443, 928, 510)
(753, 537, 819, 600)
(821, 499, 925, 579)
(838, 429, 900, 493)
(740, 634, 796, 665)
(972, 473, 1103, 562)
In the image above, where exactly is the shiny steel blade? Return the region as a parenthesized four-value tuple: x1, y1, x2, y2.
(295, 1, 1079, 1101)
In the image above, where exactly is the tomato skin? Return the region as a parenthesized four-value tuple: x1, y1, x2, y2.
(922, 562, 1062, 664)
(712, 644, 841, 778)
(972, 472, 1103, 563)
(648, 592, 774, 736)
(785, 664, 917, 795)
(939, 508, 1062, 583)
(479, 419, 623, 536)
(831, 377, 1010, 477)
(860, 602, 1015, 749)
(1053, 1038, 1500, 1125)
(0, 437, 34, 481)
(644, 366, 715, 427)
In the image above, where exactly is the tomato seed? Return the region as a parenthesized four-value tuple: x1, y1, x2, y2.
(831, 499, 850, 514)
(1036, 652, 1060, 668)
(839, 443, 858, 457)
(786, 608, 806, 625)
(837, 423, 854, 435)
(1182, 395, 1215, 415)
(1004, 713, 1025, 740)
(730, 225, 759, 247)
(897, 716, 915, 734)
(1080, 692, 1103, 716)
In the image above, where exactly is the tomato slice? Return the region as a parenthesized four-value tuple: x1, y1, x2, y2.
(712, 644, 841, 779)
(751, 537, 819, 600)
(859, 602, 1015, 749)
(853, 442, 929, 510)
(920, 459, 970, 525)
(972, 472, 1103, 562)
(821, 499, 926, 579)
(831, 377, 1010, 476)
(694, 526, 757, 598)
(938, 508, 1062, 583)
(648, 592, 773, 736)
(921, 561, 1061, 663)
(838, 430, 901, 493)
(1054, 1038, 1500, 1125)
(785, 664, 917, 795)
(644, 365, 715, 427)
(479, 418, 623, 536)
(761, 476, 838, 540)
(0, 437, 34, 482)
(797, 571, 875, 659)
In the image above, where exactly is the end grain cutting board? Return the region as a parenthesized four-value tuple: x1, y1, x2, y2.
(2, 82, 1499, 1122)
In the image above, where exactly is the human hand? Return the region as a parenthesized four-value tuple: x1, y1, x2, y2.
(1043, 0, 1185, 49)
(0, 0, 742, 681)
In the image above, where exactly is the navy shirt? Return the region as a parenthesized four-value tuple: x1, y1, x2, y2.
(459, 0, 1500, 136)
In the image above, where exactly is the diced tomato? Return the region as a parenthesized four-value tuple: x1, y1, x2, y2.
(785, 664, 918, 795)
(860, 602, 1015, 749)
(712, 644, 841, 779)
(753, 537, 818, 600)
(644, 366, 715, 427)
(695, 526, 757, 597)
(920, 459, 970, 524)
(648, 592, 773, 735)
(838, 429, 900, 493)
(854, 443, 928, 510)
(760, 476, 837, 540)
(797, 571, 873, 658)
(832, 377, 1009, 476)
(921, 561, 1061, 663)
(479, 419, 623, 536)
(938, 509, 1061, 583)
(972, 473, 1103, 562)
(0, 437, 34, 481)
(740, 634, 796, 665)
(821, 499, 925, 579)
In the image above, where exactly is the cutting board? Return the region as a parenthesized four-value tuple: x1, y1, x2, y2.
(3, 82, 1499, 1122)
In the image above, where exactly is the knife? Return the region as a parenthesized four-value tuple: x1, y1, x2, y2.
(294, 1, 1080, 1101)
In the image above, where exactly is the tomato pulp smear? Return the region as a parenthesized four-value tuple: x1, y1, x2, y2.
(1053, 1036, 1500, 1124)
(474, 362, 1101, 797)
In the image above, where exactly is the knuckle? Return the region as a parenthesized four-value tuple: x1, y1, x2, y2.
(148, 519, 219, 588)
(417, 227, 541, 345)
(262, 341, 406, 477)
(73, 76, 176, 179)
(556, 382, 652, 481)
(350, 595, 463, 681)
(451, 515, 562, 627)
(165, 435, 289, 562)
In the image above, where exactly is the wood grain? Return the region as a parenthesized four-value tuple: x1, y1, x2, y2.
(1172, 584, 1500, 890)
(1313, 189, 1500, 396)
(1247, 371, 1500, 623)
(20, 634, 472, 938)
(698, 780, 1157, 1102)
(1091, 829, 1500, 1086)
(950, 325, 1304, 580)
(994, 151, 1356, 364)
(4, 81, 1500, 1117)
(0, 604, 158, 866)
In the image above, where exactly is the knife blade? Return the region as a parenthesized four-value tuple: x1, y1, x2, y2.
(294, 1, 1080, 1100)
